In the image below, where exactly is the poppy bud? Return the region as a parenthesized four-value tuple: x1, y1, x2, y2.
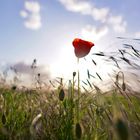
(73, 72, 76, 77)
(75, 123, 82, 139)
(122, 82, 126, 91)
(2, 113, 6, 125)
(116, 119, 129, 140)
(59, 89, 65, 101)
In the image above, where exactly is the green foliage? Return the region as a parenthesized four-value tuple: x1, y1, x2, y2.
(0, 87, 139, 140)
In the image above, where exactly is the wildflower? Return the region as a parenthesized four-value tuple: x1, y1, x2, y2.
(72, 38, 94, 58)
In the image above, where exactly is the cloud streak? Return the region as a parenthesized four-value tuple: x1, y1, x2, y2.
(135, 32, 140, 38)
(81, 25, 108, 41)
(58, 0, 127, 39)
(20, 1, 42, 30)
(12, 61, 50, 79)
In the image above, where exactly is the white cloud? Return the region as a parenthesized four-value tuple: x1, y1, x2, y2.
(58, 0, 127, 34)
(91, 7, 109, 23)
(20, 1, 42, 30)
(58, 0, 92, 14)
(108, 15, 127, 33)
(135, 32, 140, 38)
(25, 1, 40, 13)
(81, 25, 108, 41)
(20, 10, 28, 18)
(24, 13, 41, 30)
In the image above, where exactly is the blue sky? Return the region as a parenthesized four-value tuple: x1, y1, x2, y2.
(0, 0, 140, 80)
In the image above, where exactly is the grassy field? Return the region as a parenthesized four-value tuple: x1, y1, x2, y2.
(0, 84, 140, 140)
(0, 40, 140, 140)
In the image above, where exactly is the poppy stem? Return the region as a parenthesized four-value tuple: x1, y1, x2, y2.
(77, 58, 80, 122)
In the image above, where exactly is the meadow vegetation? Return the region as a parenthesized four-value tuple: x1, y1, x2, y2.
(0, 38, 140, 140)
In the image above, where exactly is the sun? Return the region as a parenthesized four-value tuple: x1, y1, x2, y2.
(49, 44, 92, 80)
(50, 42, 113, 83)
(50, 45, 77, 79)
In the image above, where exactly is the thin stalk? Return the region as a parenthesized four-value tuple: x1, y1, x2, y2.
(72, 75, 74, 100)
(77, 58, 80, 122)
(69, 80, 74, 123)
(72, 72, 76, 125)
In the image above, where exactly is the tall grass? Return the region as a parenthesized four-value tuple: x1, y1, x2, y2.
(0, 38, 140, 139)
(0, 86, 140, 139)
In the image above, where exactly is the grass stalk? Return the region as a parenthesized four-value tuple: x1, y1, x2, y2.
(77, 58, 80, 123)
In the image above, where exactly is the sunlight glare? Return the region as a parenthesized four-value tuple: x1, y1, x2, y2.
(50, 42, 114, 83)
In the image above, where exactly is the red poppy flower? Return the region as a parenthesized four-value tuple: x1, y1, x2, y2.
(72, 38, 94, 58)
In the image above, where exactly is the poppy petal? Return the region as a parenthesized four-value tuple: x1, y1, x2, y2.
(72, 38, 94, 58)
